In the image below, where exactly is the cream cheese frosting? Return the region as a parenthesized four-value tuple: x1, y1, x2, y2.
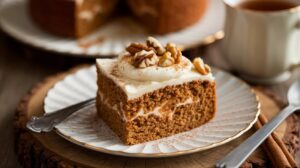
(117, 54, 193, 82)
(96, 57, 214, 100)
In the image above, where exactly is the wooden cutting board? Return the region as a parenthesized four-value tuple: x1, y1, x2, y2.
(14, 66, 299, 168)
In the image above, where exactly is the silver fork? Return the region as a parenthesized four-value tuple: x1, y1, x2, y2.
(26, 98, 96, 133)
(216, 79, 300, 168)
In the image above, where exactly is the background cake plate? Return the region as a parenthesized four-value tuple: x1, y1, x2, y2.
(0, 0, 224, 57)
(43, 66, 260, 157)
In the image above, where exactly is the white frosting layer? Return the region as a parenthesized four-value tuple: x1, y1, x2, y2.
(130, 97, 194, 121)
(117, 56, 193, 82)
(96, 58, 215, 100)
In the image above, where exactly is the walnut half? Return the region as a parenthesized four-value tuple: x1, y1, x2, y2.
(126, 43, 150, 55)
(158, 52, 175, 67)
(193, 57, 211, 75)
(133, 50, 159, 68)
(166, 43, 182, 64)
(146, 37, 166, 55)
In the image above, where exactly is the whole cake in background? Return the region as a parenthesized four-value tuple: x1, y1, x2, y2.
(28, 0, 208, 38)
(28, 0, 118, 38)
(126, 0, 208, 34)
(96, 37, 216, 145)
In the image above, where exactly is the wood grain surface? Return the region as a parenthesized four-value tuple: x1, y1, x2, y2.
(0, 27, 299, 167)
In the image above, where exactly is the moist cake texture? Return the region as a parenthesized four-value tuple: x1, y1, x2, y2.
(96, 37, 216, 145)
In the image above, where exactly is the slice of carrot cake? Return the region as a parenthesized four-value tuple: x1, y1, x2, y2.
(96, 37, 216, 145)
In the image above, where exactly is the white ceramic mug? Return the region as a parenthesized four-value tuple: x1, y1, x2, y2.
(222, 0, 300, 84)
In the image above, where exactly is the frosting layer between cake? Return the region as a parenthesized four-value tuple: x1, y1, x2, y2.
(98, 89, 196, 121)
(96, 58, 214, 100)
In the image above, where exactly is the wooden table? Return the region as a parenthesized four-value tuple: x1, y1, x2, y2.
(0, 29, 299, 167)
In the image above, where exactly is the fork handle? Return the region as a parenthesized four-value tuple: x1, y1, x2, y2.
(216, 105, 297, 168)
(26, 98, 96, 133)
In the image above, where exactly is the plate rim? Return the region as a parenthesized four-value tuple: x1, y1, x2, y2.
(45, 65, 260, 158)
(0, 0, 224, 57)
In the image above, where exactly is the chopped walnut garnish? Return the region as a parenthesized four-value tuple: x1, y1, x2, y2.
(204, 64, 211, 73)
(158, 52, 175, 67)
(166, 43, 181, 64)
(126, 37, 183, 68)
(133, 50, 159, 68)
(193, 57, 211, 75)
(146, 37, 166, 55)
(126, 43, 150, 55)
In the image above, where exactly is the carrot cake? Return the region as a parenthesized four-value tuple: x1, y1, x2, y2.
(126, 0, 208, 34)
(29, 0, 118, 38)
(96, 37, 216, 145)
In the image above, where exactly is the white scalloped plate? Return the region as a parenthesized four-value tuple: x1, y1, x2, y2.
(43, 66, 260, 157)
(0, 0, 224, 57)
